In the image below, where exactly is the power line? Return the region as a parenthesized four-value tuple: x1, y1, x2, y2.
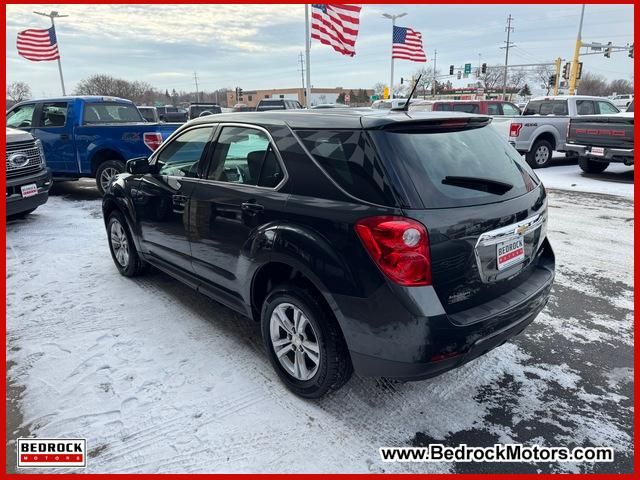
(298, 51, 305, 90)
(193, 71, 199, 102)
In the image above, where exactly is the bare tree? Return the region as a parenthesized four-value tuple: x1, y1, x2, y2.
(7, 81, 32, 103)
(576, 72, 609, 97)
(372, 82, 386, 96)
(609, 79, 633, 95)
(478, 65, 504, 90)
(534, 65, 555, 94)
(74, 74, 157, 104)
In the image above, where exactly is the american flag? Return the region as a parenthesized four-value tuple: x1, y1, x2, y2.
(311, 4, 362, 57)
(392, 26, 426, 62)
(17, 27, 60, 62)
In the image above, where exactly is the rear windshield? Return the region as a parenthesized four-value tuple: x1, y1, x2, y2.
(372, 125, 539, 208)
(435, 103, 480, 113)
(523, 100, 568, 116)
(257, 100, 285, 111)
(83, 102, 143, 124)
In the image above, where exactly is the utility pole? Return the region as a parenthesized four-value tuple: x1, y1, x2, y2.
(431, 49, 437, 97)
(298, 51, 305, 91)
(382, 12, 407, 99)
(501, 14, 515, 100)
(34, 10, 68, 95)
(193, 72, 200, 103)
(568, 5, 585, 95)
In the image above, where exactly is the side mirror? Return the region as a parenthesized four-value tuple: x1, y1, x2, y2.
(126, 157, 150, 174)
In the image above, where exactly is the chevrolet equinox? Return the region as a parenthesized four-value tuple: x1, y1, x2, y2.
(102, 110, 555, 398)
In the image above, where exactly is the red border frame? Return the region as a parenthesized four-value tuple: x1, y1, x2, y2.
(2, 1, 637, 477)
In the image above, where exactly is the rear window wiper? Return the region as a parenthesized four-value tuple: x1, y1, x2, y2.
(442, 176, 513, 195)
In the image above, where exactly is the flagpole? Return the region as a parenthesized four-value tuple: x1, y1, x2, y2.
(382, 12, 407, 99)
(34, 10, 67, 96)
(304, 5, 312, 108)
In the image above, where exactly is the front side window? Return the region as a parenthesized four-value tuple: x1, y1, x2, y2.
(597, 101, 620, 114)
(7, 104, 36, 128)
(83, 102, 143, 124)
(487, 103, 500, 115)
(155, 127, 214, 177)
(297, 129, 396, 206)
(39, 102, 68, 127)
(208, 126, 283, 187)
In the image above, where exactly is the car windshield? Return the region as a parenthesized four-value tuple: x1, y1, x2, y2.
(372, 125, 539, 208)
(83, 102, 143, 124)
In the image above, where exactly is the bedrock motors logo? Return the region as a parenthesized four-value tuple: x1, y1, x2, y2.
(17, 438, 86, 468)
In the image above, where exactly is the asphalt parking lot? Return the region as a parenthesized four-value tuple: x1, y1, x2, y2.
(6, 168, 634, 474)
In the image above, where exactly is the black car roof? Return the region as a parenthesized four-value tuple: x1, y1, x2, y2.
(185, 109, 491, 130)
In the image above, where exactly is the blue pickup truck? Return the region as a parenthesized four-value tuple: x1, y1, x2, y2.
(6, 96, 179, 194)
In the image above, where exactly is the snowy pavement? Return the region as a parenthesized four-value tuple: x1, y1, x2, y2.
(6, 169, 634, 474)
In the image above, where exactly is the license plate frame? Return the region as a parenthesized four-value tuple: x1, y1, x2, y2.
(20, 183, 38, 198)
(496, 235, 525, 271)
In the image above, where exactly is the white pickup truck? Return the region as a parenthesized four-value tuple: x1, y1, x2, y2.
(504, 95, 621, 168)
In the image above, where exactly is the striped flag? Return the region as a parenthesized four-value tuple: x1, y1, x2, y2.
(311, 4, 362, 57)
(392, 26, 427, 62)
(17, 27, 60, 62)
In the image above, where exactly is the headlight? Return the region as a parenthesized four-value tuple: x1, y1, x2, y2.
(35, 139, 47, 167)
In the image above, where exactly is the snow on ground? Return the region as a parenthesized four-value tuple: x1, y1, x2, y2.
(6, 177, 634, 474)
(535, 156, 634, 199)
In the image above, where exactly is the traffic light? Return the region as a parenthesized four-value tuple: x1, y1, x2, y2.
(400, 77, 404, 84)
(549, 74, 557, 86)
(481, 63, 487, 74)
(604, 42, 612, 58)
(629, 43, 634, 58)
(238, 87, 243, 98)
(576, 62, 583, 80)
(449, 65, 454, 75)
(457, 71, 461, 80)
(562, 62, 570, 80)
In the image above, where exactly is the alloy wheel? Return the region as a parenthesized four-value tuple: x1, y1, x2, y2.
(534, 145, 550, 165)
(110, 220, 130, 268)
(100, 167, 120, 192)
(269, 303, 320, 381)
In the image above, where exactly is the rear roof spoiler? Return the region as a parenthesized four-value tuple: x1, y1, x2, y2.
(372, 116, 492, 132)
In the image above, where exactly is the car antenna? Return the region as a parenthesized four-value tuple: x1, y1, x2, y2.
(391, 74, 422, 112)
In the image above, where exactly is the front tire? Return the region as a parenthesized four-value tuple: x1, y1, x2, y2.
(526, 139, 553, 168)
(96, 160, 125, 195)
(261, 284, 352, 398)
(578, 157, 609, 174)
(107, 211, 146, 277)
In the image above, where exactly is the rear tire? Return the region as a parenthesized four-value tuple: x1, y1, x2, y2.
(261, 283, 352, 398)
(578, 157, 609, 174)
(526, 139, 553, 168)
(96, 160, 125, 195)
(107, 211, 146, 277)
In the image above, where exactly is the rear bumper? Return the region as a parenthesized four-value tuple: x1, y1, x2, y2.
(6, 168, 52, 216)
(565, 143, 634, 164)
(343, 243, 555, 380)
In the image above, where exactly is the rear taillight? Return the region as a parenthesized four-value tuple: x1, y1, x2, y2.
(143, 132, 163, 151)
(509, 123, 523, 137)
(355, 216, 431, 286)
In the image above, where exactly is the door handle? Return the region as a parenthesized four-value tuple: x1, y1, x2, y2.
(241, 202, 264, 214)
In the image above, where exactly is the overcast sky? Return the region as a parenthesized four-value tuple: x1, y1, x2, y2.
(6, 3, 635, 97)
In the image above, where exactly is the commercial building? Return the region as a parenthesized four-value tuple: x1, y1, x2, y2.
(226, 87, 374, 108)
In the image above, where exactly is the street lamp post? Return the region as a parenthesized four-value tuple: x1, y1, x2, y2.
(382, 12, 407, 99)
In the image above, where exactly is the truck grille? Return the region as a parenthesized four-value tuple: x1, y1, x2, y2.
(6, 140, 43, 178)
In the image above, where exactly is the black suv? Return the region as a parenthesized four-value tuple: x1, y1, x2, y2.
(102, 110, 555, 398)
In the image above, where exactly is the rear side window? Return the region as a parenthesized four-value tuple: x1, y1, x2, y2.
(83, 102, 143, 123)
(487, 103, 501, 115)
(501, 103, 521, 116)
(576, 100, 596, 115)
(372, 126, 539, 208)
(296, 130, 396, 206)
(523, 100, 567, 116)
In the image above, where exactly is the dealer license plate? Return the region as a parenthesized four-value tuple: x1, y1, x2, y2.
(496, 236, 525, 271)
(20, 184, 38, 198)
(590, 146, 605, 156)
